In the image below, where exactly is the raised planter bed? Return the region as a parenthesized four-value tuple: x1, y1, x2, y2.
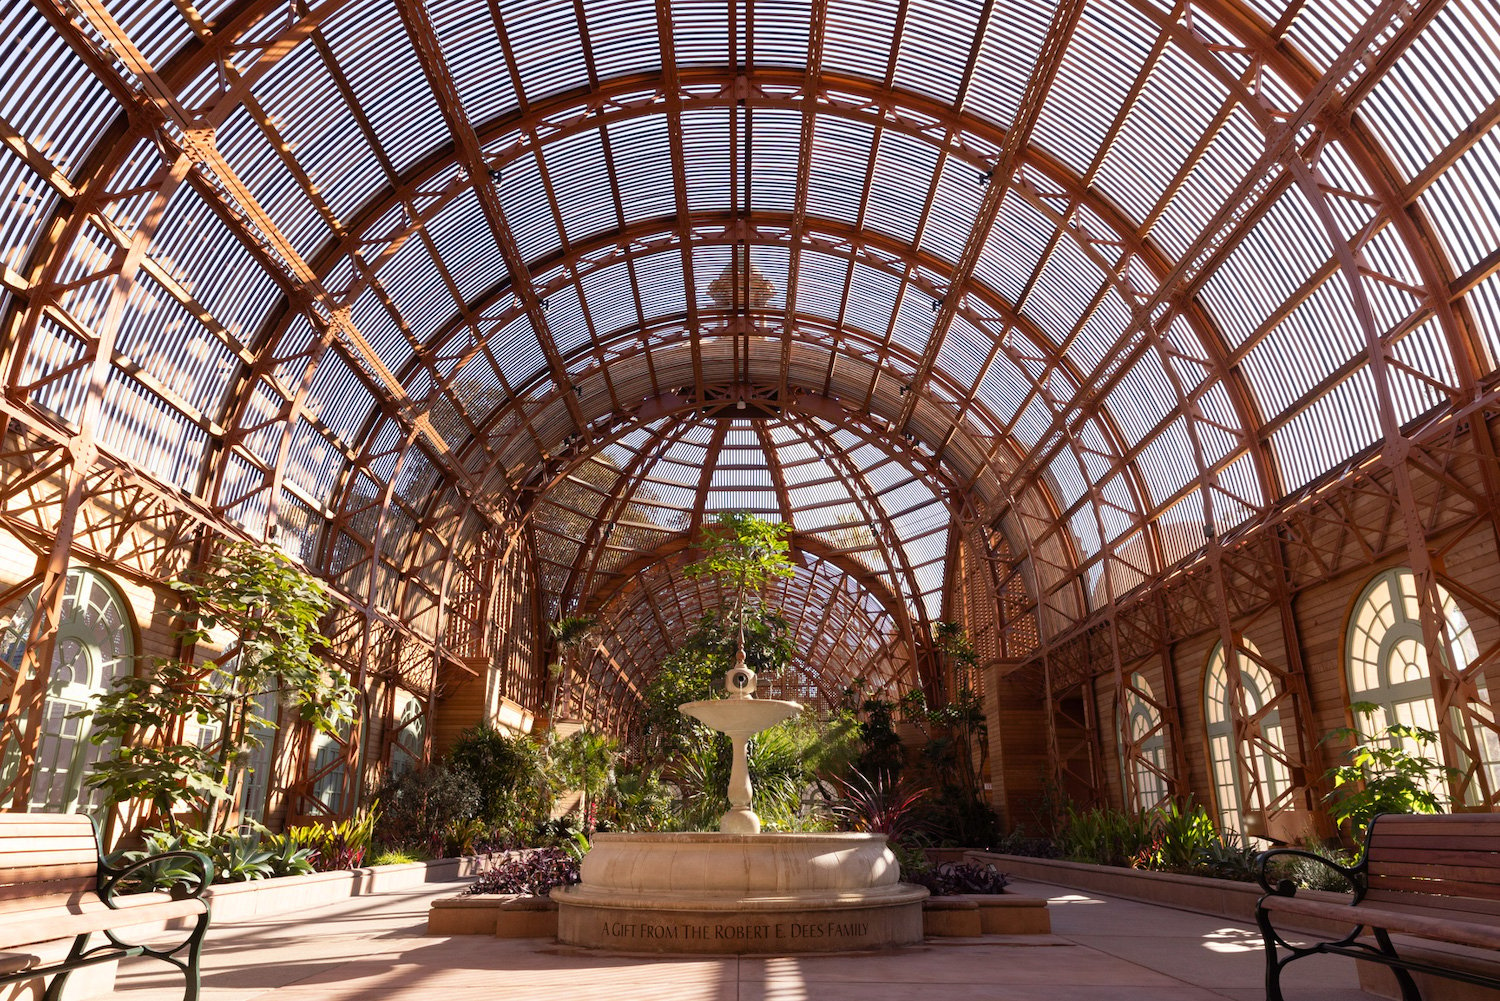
(920, 894, 1050, 937)
(963, 852, 1350, 935)
(201, 856, 484, 923)
(966, 852, 1368, 942)
(428, 894, 559, 938)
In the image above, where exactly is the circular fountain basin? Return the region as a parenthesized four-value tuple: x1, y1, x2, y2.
(555, 831, 928, 954)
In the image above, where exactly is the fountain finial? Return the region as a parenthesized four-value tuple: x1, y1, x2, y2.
(726, 649, 755, 699)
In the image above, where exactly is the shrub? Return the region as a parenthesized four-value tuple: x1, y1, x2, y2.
(372, 763, 479, 856)
(992, 828, 1061, 859)
(273, 804, 379, 871)
(462, 848, 581, 897)
(447, 725, 551, 831)
(907, 861, 1009, 896)
(918, 785, 1001, 849)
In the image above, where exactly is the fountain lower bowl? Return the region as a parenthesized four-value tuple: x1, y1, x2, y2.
(555, 832, 927, 954)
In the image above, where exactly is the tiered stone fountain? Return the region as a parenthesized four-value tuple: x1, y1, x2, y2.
(554, 662, 927, 953)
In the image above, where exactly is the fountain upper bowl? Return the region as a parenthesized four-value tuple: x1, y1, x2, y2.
(679, 697, 802, 734)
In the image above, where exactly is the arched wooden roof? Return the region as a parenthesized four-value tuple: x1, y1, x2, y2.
(1, 0, 1497, 712)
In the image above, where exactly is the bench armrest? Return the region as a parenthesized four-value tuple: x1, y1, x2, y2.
(100, 850, 213, 905)
(1254, 848, 1365, 902)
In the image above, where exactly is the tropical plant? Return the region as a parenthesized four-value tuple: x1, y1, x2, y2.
(530, 817, 592, 860)
(545, 615, 597, 742)
(746, 721, 812, 831)
(888, 839, 932, 881)
(601, 765, 676, 832)
(443, 817, 489, 857)
(1322, 703, 1458, 836)
(372, 762, 479, 856)
(1146, 800, 1218, 870)
(82, 541, 355, 835)
(266, 838, 317, 877)
(109, 827, 306, 891)
(840, 686, 906, 781)
(548, 728, 617, 834)
(446, 724, 551, 832)
(462, 848, 581, 897)
(907, 860, 1010, 897)
(107, 830, 213, 893)
(272, 803, 379, 872)
(673, 727, 732, 831)
(1194, 830, 1261, 882)
(831, 768, 932, 844)
(368, 847, 424, 866)
(1057, 804, 1157, 868)
(1265, 838, 1360, 892)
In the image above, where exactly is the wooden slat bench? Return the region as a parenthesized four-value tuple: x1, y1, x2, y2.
(1255, 812, 1500, 1001)
(0, 814, 211, 1001)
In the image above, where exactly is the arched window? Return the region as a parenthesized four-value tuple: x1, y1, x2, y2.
(304, 720, 358, 819)
(0, 569, 135, 813)
(388, 689, 426, 777)
(1346, 568, 1500, 801)
(1122, 672, 1169, 812)
(1204, 639, 1290, 834)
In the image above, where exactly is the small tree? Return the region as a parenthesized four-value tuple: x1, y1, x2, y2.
(683, 511, 796, 650)
(1322, 702, 1459, 838)
(85, 541, 356, 834)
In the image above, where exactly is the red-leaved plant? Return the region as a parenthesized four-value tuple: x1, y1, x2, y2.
(461, 848, 581, 897)
(831, 768, 932, 844)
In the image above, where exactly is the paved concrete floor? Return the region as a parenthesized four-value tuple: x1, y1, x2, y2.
(110, 878, 1380, 1001)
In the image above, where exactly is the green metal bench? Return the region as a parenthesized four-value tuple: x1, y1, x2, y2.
(1255, 812, 1500, 1001)
(0, 813, 211, 1001)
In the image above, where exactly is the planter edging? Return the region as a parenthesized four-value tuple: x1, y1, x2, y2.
(200, 855, 484, 924)
(964, 851, 1352, 936)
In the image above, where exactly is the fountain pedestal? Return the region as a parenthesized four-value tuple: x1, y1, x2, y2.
(678, 695, 802, 834)
(554, 672, 928, 953)
(554, 832, 927, 953)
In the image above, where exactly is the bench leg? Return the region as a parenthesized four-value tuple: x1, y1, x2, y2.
(179, 907, 207, 1001)
(1373, 927, 1422, 1001)
(103, 906, 209, 1001)
(1257, 907, 1287, 1001)
(41, 933, 90, 1001)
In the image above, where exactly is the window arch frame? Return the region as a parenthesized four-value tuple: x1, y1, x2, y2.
(0, 567, 139, 815)
(1203, 638, 1290, 836)
(1344, 567, 1500, 805)
(1120, 670, 1170, 813)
